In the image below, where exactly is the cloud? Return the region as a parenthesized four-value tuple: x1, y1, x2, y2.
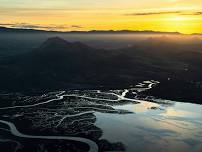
(125, 11, 202, 16)
(12, 23, 49, 29)
(0, 23, 15, 26)
(194, 12, 202, 15)
(181, 12, 202, 15)
(71, 25, 83, 29)
(0, 23, 83, 30)
(125, 11, 181, 16)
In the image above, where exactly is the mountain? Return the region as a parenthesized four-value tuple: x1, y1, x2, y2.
(39, 37, 94, 53)
(0, 26, 49, 33)
(0, 37, 202, 103)
(0, 26, 182, 34)
(0, 37, 159, 90)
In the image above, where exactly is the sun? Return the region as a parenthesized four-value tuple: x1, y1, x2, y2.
(168, 15, 189, 21)
(156, 15, 199, 34)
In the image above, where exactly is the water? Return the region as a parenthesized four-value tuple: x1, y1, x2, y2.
(96, 101, 202, 152)
(0, 80, 202, 152)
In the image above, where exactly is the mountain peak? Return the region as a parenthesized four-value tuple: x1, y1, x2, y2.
(44, 37, 71, 45)
(36, 37, 93, 55)
(39, 37, 72, 50)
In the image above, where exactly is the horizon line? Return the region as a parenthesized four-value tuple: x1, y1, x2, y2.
(1, 26, 201, 35)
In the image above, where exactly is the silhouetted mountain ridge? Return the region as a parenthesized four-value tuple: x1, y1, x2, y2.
(0, 37, 202, 103)
(0, 26, 183, 34)
(36, 37, 94, 55)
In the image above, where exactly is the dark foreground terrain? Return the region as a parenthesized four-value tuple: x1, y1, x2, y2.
(0, 80, 202, 152)
(0, 28, 202, 103)
(0, 28, 202, 152)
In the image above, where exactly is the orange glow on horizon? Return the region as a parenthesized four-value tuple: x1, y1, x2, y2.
(1, 0, 202, 34)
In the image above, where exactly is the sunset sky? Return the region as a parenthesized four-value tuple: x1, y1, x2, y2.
(1, 0, 202, 34)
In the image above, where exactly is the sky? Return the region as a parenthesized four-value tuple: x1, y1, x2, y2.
(1, 0, 202, 34)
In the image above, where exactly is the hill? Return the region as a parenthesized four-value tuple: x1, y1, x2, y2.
(0, 37, 202, 103)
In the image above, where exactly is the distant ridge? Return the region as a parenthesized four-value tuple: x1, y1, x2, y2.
(0, 37, 202, 103)
(0, 26, 49, 33)
(0, 26, 182, 35)
(36, 36, 93, 54)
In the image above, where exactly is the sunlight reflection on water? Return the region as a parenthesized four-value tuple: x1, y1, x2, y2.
(95, 100, 202, 152)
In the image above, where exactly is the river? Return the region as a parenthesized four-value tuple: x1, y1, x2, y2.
(0, 80, 202, 152)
